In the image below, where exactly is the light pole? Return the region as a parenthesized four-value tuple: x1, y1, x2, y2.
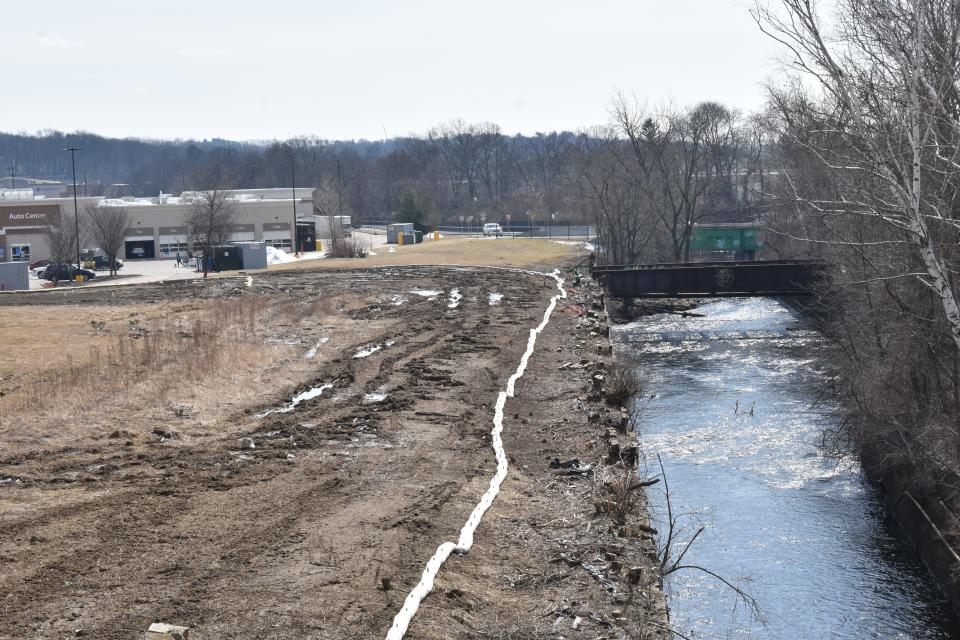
(288, 148, 298, 255)
(336, 155, 343, 217)
(64, 147, 81, 269)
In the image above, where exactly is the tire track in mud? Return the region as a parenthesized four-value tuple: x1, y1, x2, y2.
(384, 269, 566, 640)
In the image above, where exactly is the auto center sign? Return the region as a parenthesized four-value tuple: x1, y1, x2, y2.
(0, 204, 60, 227)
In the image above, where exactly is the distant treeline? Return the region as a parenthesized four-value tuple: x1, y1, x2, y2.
(0, 126, 581, 224)
(0, 116, 763, 251)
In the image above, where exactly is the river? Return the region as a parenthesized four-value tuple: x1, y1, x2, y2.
(615, 297, 958, 639)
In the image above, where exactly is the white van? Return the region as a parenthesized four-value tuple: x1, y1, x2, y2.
(483, 223, 503, 237)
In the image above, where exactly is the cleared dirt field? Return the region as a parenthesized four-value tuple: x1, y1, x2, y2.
(0, 245, 664, 639)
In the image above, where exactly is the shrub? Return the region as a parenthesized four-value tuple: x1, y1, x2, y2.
(605, 363, 643, 407)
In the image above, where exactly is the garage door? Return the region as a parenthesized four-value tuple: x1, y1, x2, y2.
(125, 240, 155, 259)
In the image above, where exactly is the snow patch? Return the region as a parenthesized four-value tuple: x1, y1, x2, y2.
(550, 240, 595, 252)
(266, 246, 297, 264)
(258, 382, 336, 417)
(305, 337, 330, 359)
(447, 288, 462, 309)
(411, 289, 443, 300)
(353, 345, 382, 359)
(488, 293, 504, 305)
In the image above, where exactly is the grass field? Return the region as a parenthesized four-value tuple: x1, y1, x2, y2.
(267, 236, 591, 272)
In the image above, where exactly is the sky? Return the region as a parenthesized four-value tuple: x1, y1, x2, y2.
(1, 0, 786, 142)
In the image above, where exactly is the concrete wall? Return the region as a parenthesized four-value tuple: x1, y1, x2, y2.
(887, 491, 960, 620)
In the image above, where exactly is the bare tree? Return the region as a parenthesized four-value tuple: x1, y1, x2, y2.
(313, 180, 350, 254)
(85, 204, 129, 276)
(570, 126, 665, 264)
(754, 0, 960, 351)
(46, 216, 77, 268)
(753, 0, 960, 525)
(611, 97, 753, 261)
(185, 189, 236, 275)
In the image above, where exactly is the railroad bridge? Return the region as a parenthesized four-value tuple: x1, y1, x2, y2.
(592, 260, 820, 298)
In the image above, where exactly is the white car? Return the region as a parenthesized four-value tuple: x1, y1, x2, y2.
(483, 223, 503, 237)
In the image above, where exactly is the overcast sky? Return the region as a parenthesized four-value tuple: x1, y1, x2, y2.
(2, 0, 783, 142)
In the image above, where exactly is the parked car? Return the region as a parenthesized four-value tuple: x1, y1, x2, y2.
(29, 259, 52, 271)
(483, 223, 503, 237)
(88, 255, 123, 271)
(35, 262, 81, 279)
(41, 264, 96, 282)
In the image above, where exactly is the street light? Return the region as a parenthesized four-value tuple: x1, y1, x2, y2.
(287, 148, 298, 255)
(63, 147, 81, 269)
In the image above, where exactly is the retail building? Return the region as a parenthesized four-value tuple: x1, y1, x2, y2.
(0, 188, 316, 263)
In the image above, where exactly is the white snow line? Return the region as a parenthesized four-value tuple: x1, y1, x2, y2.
(385, 269, 566, 640)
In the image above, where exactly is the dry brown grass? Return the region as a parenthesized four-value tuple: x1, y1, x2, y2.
(266, 237, 588, 272)
(6, 298, 262, 412)
(0, 294, 341, 449)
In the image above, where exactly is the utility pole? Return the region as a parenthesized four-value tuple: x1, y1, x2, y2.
(64, 147, 81, 269)
(288, 148, 298, 255)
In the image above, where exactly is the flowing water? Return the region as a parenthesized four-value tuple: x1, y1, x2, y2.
(616, 297, 958, 639)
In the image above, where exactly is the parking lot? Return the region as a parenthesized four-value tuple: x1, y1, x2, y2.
(22, 230, 387, 291)
(27, 257, 202, 290)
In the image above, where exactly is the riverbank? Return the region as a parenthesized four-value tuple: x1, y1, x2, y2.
(401, 274, 669, 638)
(0, 263, 667, 639)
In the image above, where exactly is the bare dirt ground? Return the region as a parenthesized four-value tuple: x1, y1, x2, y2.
(0, 254, 663, 639)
